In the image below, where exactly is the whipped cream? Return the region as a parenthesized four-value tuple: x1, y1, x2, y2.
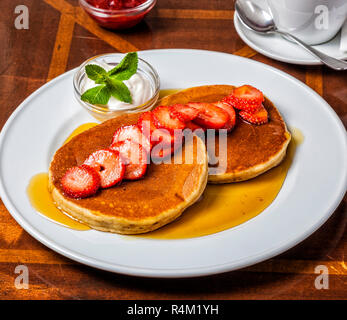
(81, 61, 153, 110)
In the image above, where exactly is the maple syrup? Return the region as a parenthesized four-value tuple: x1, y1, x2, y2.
(27, 89, 303, 238)
(26, 122, 99, 231)
(63, 122, 99, 143)
(27, 173, 91, 230)
(142, 127, 302, 239)
(159, 89, 181, 99)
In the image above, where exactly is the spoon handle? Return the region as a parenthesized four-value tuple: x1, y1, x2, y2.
(275, 30, 347, 71)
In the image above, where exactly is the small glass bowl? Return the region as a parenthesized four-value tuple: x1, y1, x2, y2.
(73, 53, 160, 122)
(79, 0, 157, 29)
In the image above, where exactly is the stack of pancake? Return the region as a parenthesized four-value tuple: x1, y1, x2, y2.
(49, 85, 291, 234)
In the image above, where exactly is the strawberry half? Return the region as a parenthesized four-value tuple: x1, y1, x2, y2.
(223, 85, 264, 111)
(84, 149, 125, 188)
(213, 101, 236, 131)
(188, 102, 229, 129)
(112, 124, 151, 152)
(170, 104, 199, 122)
(110, 140, 148, 180)
(239, 104, 268, 125)
(152, 106, 186, 132)
(61, 164, 100, 199)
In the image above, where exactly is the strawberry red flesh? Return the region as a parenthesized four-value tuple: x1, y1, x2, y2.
(223, 97, 260, 113)
(170, 104, 199, 122)
(184, 121, 205, 132)
(110, 140, 148, 180)
(213, 101, 236, 131)
(61, 164, 100, 199)
(112, 124, 151, 152)
(151, 145, 172, 159)
(150, 128, 184, 159)
(239, 104, 268, 125)
(188, 102, 229, 129)
(152, 106, 186, 132)
(223, 85, 264, 111)
(137, 111, 157, 139)
(84, 149, 125, 188)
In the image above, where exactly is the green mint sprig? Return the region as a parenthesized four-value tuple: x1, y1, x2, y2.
(81, 52, 138, 105)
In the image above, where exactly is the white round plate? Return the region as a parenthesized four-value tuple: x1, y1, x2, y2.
(234, 0, 347, 65)
(0, 49, 346, 278)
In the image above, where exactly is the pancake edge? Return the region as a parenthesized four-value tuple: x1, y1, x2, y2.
(48, 136, 208, 234)
(208, 130, 291, 183)
(158, 86, 292, 184)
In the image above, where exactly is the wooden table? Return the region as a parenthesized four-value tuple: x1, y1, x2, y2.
(0, 0, 346, 300)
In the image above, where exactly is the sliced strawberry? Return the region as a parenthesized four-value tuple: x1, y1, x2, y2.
(188, 102, 229, 129)
(241, 103, 262, 113)
(151, 128, 184, 159)
(112, 124, 151, 152)
(61, 164, 100, 199)
(239, 104, 268, 125)
(84, 149, 125, 188)
(223, 85, 264, 111)
(170, 104, 199, 122)
(184, 121, 205, 132)
(152, 128, 184, 149)
(138, 112, 183, 156)
(137, 111, 157, 139)
(223, 97, 260, 113)
(152, 106, 186, 132)
(151, 128, 171, 147)
(213, 101, 236, 131)
(110, 140, 148, 180)
(151, 145, 172, 159)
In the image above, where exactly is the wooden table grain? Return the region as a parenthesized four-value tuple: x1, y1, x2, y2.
(0, 0, 346, 300)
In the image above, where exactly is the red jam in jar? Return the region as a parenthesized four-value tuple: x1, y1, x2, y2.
(87, 0, 147, 10)
(83, 0, 154, 29)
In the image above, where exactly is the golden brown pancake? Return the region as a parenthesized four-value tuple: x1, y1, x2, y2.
(49, 85, 290, 234)
(49, 113, 208, 234)
(159, 85, 291, 183)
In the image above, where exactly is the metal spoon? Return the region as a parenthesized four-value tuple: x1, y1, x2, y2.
(235, 0, 347, 71)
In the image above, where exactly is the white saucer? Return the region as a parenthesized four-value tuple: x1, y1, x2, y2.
(234, 3, 347, 65)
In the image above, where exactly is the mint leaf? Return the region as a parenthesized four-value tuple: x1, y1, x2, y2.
(81, 53, 138, 105)
(107, 52, 138, 81)
(81, 85, 111, 105)
(106, 78, 132, 103)
(85, 64, 107, 84)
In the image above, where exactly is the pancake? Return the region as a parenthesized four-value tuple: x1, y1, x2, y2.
(159, 85, 291, 183)
(49, 113, 208, 234)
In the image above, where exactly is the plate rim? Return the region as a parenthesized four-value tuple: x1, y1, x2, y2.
(0, 48, 346, 278)
(234, 12, 347, 66)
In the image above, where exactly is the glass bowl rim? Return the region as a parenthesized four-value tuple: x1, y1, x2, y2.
(79, 0, 156, 15)
(73, 53, 160, 114)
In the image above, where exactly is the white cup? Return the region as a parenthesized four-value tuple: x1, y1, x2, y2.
(266, 0, 347, 45)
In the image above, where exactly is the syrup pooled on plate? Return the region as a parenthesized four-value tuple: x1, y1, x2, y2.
(27, 173, 91, 230)
(141, 127, 302, 239)
(27, 89, 303, 237)
(27, 122, 98, 231)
